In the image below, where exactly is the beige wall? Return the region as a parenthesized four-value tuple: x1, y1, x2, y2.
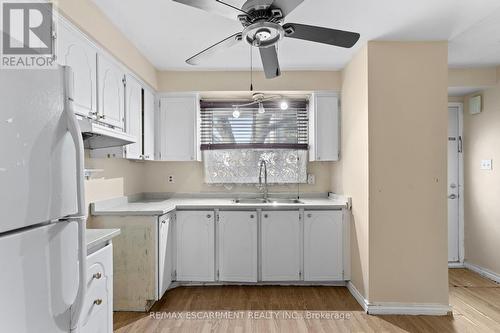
(52, 0, 158, 88)
(367, 42, 449, 304)
(331, 46, 370, 298)
(158, 70, 341, 92)
(332, 42, 449, 306)
(463, 66, 500, 275)
(448, 67, 497, 88)
(142, 161, 332, 194)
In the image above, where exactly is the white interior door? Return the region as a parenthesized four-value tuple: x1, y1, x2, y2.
(448, 105, 462, 263)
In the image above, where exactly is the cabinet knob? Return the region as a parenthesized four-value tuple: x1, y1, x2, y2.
(94, 299, 102, 306)
(264, 214, 268, 218)
(307, 213, 312, 218)
(93, 272, 102, 280)
(250, 214, 254, 218)
(161, 220, 166, 224)
(206, 214, 211, 219)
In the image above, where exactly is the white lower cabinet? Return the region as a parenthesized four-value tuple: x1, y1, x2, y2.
(176, 211, 215, 281)
(218, 211, 258, 282)
(158, 212, 175, 298)
(81, 244, 113, 333)
(304, 210, 344, 281)
(261, 211, 302, 281)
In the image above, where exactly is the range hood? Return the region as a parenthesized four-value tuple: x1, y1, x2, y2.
(77, 116, 136, 149)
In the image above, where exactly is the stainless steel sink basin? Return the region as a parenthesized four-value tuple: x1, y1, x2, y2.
(233, 198, 303, 204)
(233, 198, 269, 204)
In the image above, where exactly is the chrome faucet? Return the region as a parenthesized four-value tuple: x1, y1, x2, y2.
(258, 160, 268, 201)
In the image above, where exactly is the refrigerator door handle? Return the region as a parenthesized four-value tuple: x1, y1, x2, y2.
(63, 66, 88, 331)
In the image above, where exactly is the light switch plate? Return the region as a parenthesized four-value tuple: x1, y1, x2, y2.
(480, 159, 492, 170)
(307, 174, 316, 185)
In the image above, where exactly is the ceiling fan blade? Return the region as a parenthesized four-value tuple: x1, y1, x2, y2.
(172, 0, 248, 21)
(186, 32, 242, 65)
(283, 23, 360, 48)
(271, 0, 304, 17)
(260, 46, 281, 79)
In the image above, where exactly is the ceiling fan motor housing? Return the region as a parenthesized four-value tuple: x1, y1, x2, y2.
(243, 21, 284, 48)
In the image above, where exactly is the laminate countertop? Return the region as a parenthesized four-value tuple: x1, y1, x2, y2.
(86, 228, 121, 250)
(91, 194, 350, 217)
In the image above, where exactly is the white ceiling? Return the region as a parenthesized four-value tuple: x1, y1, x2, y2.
(92, 0, 500, 71)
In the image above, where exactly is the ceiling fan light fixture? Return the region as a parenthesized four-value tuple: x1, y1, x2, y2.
(232, 107, 241, 118)
(258, 102, 266, 114)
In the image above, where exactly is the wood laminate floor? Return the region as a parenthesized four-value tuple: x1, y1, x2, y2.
(114, 269, 500, 332)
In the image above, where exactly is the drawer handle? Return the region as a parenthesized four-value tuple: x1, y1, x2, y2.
(94, 299, 102, 306)
(93, 272, 102, 280)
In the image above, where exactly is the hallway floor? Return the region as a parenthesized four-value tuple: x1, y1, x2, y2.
(114, 269, 500, 332)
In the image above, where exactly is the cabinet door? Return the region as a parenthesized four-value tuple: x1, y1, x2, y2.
(98, 54, 125, 129)
(124, 75, 142, 159)
(218, 211, 258, 282)
(57, 22, 97, 117)
(159, 95, 198, 161)
(304, 211, 343, 281)
(176, 211, 215, 281)
(143, 89, 155, 160)
(81, 244, 113, 333)
(158, 213, 174, 298)
(310, 93, 340, 161)
(261, 211, 301, 281)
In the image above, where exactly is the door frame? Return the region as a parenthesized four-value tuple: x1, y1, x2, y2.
(448, 102, 465, 266)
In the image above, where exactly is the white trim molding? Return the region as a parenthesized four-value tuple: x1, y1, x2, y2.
(464, 261, 500, 284)
(347, 281, 368, 312)
(347, 282, 451, 316)
(448, 262, 465, 268)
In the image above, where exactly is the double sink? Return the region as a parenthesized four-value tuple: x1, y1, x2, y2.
(233, 198, 303, 204)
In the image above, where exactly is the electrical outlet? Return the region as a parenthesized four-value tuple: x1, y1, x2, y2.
(307, 174, 316, 185)
(168, 175, 175, 183)
(480, 159, 492, 170)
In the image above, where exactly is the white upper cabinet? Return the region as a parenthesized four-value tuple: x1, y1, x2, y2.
(124, 75, 143, 159)
(143, 89, 155, 161)
(309, 92, 340, 161)
(98, 53, 125, 129)
(158, 94, 200, 161)
(304, 210, 343, 281)
(218, 211, 258, 283)
(176, 211, 215, 282)
(57, 21, 97, 118)
(261, 211, 301, 281)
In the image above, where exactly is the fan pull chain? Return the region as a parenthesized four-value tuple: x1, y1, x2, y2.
(250, 46, 253, 91)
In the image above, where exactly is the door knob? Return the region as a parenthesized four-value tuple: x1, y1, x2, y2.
(94, 299, 102, 306)
(448, 194, 457, 199)
(93, 272, 102, 279)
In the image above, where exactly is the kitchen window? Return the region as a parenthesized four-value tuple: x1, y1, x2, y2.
(200, 99, 308, 184)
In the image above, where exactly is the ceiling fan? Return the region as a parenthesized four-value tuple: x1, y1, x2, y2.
(173, 0, 361, 79)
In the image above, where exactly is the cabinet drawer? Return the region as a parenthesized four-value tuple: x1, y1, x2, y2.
(81, 244, 113, 333)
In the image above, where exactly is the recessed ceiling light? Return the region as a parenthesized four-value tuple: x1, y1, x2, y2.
(280, 101, 288, 110)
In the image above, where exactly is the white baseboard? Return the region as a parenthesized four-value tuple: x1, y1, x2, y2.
(448, 262, 465, 268)
(464, 261, 500, 284)
(347, 281, 451, 316)
(346, 281, 368, 312)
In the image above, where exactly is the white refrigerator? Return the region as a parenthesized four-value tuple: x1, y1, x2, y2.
(0, 67, 87, 333)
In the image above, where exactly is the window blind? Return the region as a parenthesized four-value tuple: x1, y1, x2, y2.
(200, 100, 309, 150)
